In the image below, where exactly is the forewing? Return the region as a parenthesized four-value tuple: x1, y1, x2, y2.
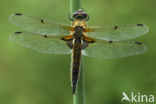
(9, 13, 71, 35)
(83, 39, 147, 59)
(9, 31, 71, 54)
(86, 24, 149, 41)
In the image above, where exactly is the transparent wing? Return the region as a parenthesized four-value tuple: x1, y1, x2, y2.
(83, 39, 147, 59)
(9, 13, 71, 35)
(9, 31, 71, 54)
(86, 24, 149, 41)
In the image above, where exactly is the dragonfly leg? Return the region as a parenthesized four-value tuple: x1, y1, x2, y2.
(68, 12, 74, 21)
(85, 14, 90, 21)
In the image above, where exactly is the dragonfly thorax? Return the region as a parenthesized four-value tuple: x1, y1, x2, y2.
(74, 26, 84, 32)
(73, 26, 84, 38)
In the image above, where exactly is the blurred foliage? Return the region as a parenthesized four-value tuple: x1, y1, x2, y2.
(0, 0, 156, 104)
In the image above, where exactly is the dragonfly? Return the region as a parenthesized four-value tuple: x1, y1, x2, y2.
(9, 9, 149, 94)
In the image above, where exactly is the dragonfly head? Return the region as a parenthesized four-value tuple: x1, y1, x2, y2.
(72, 9, 89, 21)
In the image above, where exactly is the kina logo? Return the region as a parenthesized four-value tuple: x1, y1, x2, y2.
(121, 92, 154, 103)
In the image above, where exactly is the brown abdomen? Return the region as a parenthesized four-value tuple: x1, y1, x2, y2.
(71, 38, 82, 94)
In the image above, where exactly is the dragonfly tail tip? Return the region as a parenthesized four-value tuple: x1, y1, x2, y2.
(72, 87, 76, 94)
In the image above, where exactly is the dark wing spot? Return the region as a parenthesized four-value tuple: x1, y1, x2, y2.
(15, 13, 22, 16)
(90, 40, 95, 43)
(136, 24, 144, 26)
(15, 31, 22, 34)
(85, 40, 95, 43)
(40, 19, 44, 23)
(109, 40, 113, 43)
(135, 41, 142, 45)
(83, 39, 95, 43)
(61, 37, 73, 41)
(61, 37, 66, 41)
(114, 26, 118, 30)
(44, 35, 47, 38)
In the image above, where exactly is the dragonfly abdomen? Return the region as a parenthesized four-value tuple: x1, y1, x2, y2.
(71, 37, 83, 94)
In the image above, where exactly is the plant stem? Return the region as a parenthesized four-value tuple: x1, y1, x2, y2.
(70, 0, 81, 14)
(70, 0, 86, 104)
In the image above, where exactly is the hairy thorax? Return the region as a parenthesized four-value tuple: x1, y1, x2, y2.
(71, 20, 87, 37)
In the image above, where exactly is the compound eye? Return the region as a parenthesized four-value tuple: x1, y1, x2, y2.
(73, 13, 78, 18)
(82, 13, 87, 19)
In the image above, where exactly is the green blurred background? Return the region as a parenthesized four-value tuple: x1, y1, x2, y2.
(0, 0, 156, 104)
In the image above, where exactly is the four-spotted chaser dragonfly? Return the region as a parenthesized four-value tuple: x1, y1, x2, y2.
(9, 9, 149, 94)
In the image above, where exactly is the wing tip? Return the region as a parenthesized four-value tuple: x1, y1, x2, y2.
(136, 23, 149, 34)
(142, 44, 148, 53)
(134, 41, 148, 54)
(9, 31, 23, 41)
(9, 13, 23, 23)
(9, 13, 23, 18)
(144, 24, 149, 33)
